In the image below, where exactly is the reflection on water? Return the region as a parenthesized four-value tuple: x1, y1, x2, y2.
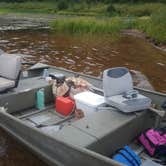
(0, 29, 166, 166)
(0, 29, 165, 92)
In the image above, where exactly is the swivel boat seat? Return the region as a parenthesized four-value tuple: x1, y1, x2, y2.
(103, 67, 151, 112)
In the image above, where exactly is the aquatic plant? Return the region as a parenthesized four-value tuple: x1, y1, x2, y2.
(0, 1, 165, 43)
(50, 17, 126, 35)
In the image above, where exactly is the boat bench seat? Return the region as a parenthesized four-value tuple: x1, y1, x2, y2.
(54, 109, 155, 157)
(0, 77, 53, 113)
(72, 110, 155, 156)
(0, 54, 21, 92)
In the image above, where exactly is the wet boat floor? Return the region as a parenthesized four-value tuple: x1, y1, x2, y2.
(13, 106, 75, 128)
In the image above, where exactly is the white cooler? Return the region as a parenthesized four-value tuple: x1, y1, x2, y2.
(74, 91, 105, 116)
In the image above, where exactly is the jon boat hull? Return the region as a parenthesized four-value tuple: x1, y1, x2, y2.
(0, 110, 122, 166)
(0, 64, 165, 166)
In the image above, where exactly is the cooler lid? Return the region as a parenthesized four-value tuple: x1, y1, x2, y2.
(74, 91, 105, 107)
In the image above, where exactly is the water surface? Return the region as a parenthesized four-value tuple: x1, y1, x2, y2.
(1, 30, 166, 92)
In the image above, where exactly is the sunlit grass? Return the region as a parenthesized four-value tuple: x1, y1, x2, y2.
(0, 1, 165, 43)
(133, 8, 166, 44)
(50, 17, 127, 35)
(51, 11, 166, 44)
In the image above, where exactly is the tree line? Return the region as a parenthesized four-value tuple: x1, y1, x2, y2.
(0, 0, 165, 3)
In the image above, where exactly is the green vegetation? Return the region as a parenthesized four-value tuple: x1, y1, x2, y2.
(0, 0, 165, 44)
(57, 0, 69, 10)
(0, 1, 165, 16)
(51, 17, 126, 35)
(134, 8, 166, 43)
(51, 7, 166, 44)
(114, 3, 164, 17)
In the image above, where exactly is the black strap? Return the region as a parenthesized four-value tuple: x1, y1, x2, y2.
(122, 148, 140, 166)
(118, 151, 135, 166)
(155, 127, 166, 136)
(143, 132, 156, 148)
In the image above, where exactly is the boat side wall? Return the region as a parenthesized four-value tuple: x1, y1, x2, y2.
(0, 85, 53, 113)
(27, 65, 166, 108)
(0, 111, 122, 166)
(136, 88, 166, 109)
(49, 66, 166, 108)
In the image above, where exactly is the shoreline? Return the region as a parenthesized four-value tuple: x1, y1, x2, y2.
(0, 13, 165, 52)
(122, 29, 166, 52)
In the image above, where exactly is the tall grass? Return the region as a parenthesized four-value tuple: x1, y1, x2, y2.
(50, 17, 127, 35)
(0, 1, 165, 43)
(51, 9, 166, 44)
(134, 8, 166, 43)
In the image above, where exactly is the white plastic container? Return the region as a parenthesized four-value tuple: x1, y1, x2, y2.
(74, 91, 105, 116)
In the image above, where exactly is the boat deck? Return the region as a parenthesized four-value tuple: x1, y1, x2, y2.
(12, 104, 156, 157)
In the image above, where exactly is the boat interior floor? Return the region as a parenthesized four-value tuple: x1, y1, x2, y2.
(11, 104, 156, 157)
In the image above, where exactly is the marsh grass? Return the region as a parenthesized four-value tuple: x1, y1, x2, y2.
(51, 11, 166, 44)
(133, 8, 166, 43)
(0, 1, 165, 43)
(50, 17, 127, 36)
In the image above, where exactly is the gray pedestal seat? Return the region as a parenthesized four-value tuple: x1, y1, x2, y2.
(103, 67, 151, 112)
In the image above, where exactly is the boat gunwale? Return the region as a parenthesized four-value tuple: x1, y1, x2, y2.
(0, 108, 122, 166)
(46, 64, 166, 97)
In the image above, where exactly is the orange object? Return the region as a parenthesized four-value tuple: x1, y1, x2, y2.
(55, 96, 75, 116)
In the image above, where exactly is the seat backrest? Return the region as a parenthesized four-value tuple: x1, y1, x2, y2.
(103, 67, 133, 97)
(0, 54, 21, 80)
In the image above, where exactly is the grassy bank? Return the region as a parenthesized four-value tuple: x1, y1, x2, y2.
(50, 17, 126, 35)
(51, 8, 166, 44)
(0, 1, 165, 44)
(134, 8, 166, 44)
